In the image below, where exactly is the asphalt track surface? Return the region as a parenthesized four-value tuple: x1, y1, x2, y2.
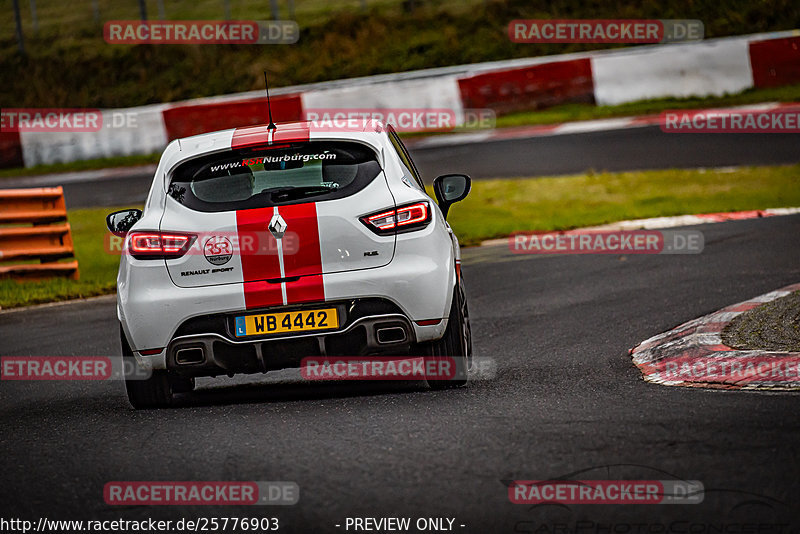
(4, 126, 800, 209)
(2, 215, 800, 531)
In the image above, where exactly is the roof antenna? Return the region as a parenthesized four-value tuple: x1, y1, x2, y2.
(264, 71, 277, 130)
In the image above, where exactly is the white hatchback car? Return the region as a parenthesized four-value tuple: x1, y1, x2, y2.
(107, 120, 472, 408)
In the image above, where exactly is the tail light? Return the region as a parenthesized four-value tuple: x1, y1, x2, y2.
(361, 201, 431, 235)
(128, 232, 196, 260)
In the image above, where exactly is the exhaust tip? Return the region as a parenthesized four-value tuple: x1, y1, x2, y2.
(376, 326, 407, 344)
(175, 347, 205, 365)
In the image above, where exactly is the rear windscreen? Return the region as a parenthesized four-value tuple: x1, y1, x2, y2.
(168, 141, 381, 212)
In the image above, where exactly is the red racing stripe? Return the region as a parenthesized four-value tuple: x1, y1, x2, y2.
(273, 123, 310, 144)
(280, 202, 322, 278)
(280, 202, 325, 304)
(236, 207, 282, 309)
(231, 123, 310, 150)
(231, 126, 271, 150)
(285, 274, 325, 305)
(236, 202, 325, 308)
(241, 280, 284, 309)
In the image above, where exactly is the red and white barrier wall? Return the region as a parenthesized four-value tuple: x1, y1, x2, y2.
(7, 30, 799, 168)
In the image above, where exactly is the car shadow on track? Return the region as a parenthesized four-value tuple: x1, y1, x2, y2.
(165, 378, 434, 409)
(0, 379, 453, 421)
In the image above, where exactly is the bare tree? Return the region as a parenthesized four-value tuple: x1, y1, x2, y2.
(12, 0, 25, 55)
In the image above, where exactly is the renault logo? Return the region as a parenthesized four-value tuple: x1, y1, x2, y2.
(268, 213, 287, 239)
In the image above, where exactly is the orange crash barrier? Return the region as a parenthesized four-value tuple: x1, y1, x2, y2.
(0, 187, 79, 280)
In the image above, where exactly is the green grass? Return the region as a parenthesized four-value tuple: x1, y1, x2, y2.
(442, 164, 800, 246)
(0, 207, 133, 308)
(2, 164, 799, 308)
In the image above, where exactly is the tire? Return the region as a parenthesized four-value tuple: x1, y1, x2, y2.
(424, 275, 472, 389)
(121, 326, 173, 409)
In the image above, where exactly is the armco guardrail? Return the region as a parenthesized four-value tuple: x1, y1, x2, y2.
(0, 187, 79, 280)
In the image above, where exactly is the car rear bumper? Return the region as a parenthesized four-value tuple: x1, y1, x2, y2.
(118, 244, 455, 372)
(164, 312, 421, 377)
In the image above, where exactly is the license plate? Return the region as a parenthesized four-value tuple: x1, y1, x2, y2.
(234, 308, 339, 337)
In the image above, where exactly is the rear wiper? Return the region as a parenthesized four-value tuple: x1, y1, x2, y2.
(267, 185, 338, 202)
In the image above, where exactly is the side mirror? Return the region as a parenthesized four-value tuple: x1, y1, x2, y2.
(106, 209, 142, 235)
(433, 174, 471, 219)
